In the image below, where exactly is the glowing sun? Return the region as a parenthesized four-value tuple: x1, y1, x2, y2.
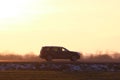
(0, 0, 29, 18)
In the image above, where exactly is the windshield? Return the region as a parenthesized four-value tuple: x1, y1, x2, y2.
(62, 48, 69, 52)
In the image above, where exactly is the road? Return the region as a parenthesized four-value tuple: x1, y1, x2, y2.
(0, 59, 120, 64)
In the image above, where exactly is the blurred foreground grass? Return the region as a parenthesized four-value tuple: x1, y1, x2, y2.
(0, 71, 120, 80)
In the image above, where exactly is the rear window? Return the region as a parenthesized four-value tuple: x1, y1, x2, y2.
(42, 47, 50, 51)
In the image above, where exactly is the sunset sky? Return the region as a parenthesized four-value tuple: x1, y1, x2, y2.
(0, 0, 120, 55)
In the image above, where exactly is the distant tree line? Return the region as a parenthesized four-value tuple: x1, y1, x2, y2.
(81, 51, 120, 62)
(0, 52, 40, 61)
(0, 51, 120, 62)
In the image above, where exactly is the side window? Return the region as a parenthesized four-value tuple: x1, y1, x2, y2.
(52, 48, 58, 52)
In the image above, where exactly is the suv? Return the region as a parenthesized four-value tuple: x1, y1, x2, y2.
(40, 46, 81, 61)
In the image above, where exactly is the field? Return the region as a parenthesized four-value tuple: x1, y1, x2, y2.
(0, 71, 120, 80)
(0, 61, 120, 80)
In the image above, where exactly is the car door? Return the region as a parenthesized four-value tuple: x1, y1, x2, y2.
(51, 47, 61, 59)
(53, 47, 65, 59)
(59, 48, 70, 59)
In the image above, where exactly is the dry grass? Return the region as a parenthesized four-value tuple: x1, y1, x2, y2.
(0, 71, 120, 80)
(1, 52, 120, 62)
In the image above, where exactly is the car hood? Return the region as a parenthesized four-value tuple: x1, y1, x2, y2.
(70, 51, 81, 55)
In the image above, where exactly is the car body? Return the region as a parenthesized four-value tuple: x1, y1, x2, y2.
(40, 46, 81, 61)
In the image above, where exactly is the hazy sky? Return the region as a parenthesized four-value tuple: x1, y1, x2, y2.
(0, 0, 120, 55)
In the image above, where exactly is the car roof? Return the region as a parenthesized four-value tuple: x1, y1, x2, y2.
(42, 46, 63, 48)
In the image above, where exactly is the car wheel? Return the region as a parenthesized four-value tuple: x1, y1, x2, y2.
(70, 56, 78, 61)
(46, 55, 52, 61)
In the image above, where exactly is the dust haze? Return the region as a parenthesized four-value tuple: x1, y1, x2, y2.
(0, 52, 40, 62)
(0, 51, 120, 62)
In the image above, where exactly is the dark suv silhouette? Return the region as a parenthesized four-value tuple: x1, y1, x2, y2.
(40, 46, 81, 61)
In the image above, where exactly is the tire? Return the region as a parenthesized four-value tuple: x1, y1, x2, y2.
(46, 55, 52, 61)
(70, 56, 78, 61)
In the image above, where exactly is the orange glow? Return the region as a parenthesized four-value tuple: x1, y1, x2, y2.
(0, 0, 120, 55)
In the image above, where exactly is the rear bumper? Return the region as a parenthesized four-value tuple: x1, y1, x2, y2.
(39, 55, 46, 59)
